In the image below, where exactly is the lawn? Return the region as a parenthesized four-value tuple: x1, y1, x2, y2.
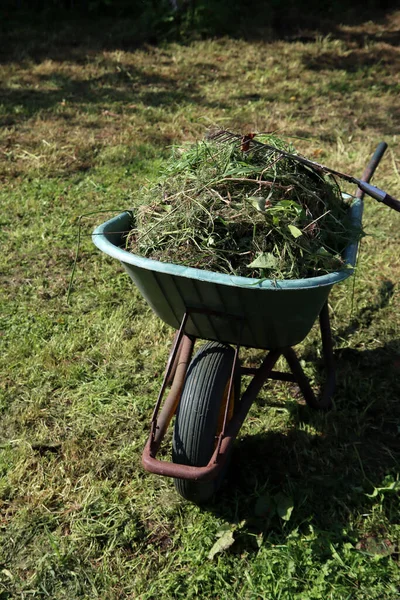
(1, 7, 400, 599)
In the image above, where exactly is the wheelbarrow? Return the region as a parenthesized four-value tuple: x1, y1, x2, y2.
(92, 142, 400, 503)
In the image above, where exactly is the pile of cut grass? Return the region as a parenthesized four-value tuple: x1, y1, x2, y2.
(127, 134, 361, 280)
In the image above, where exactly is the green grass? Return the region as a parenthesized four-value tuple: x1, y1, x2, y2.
(1, 10, 400, 599)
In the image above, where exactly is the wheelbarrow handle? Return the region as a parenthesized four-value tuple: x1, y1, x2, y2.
(380, 192, 400, 213)
(357, 181, 400, 213)
(355, 141, 400, 212)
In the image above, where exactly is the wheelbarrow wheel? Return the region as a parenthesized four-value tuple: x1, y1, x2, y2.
(172, 341, 240, 504)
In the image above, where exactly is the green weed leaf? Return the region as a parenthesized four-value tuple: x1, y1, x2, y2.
(275, 493, 294, 521)
(248, 253, 278, 269)
(366, 480, 400, 498)
(208, 530, 235, 559)
(249, 196, 266, 212)
(316, 246, 332, 256)
(288, 224, 303, 238)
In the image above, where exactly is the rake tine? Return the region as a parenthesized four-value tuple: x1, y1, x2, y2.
(247, 143, 274, 156)
(208, 130, 239, 142)
(208, 130, 235, 141)
(220, 134, 240, 142)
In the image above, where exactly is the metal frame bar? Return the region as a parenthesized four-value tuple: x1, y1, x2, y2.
(142, 301, 336, 481)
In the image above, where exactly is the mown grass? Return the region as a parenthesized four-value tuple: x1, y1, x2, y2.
(1, 9, 400, 599)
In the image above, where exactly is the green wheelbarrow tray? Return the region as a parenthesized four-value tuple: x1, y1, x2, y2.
(92, 197, 361, 350)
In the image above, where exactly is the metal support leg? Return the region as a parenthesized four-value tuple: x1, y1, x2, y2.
(318, 300, 336, 408)
(283, 301, 335, 410)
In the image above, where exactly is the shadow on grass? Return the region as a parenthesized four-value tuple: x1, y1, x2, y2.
(299, 28, 400, 135)
(336, 278, 396, 339)
(0, 58, 229, 128)
(204, 332, 400, 556)
(1, 3, 398, 65)
(1, 8, 399, 140)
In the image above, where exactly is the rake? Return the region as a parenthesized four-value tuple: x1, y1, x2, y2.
(207, 129, 400, 212)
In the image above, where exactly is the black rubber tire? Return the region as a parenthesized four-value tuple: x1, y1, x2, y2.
(172, 341, 240, 504)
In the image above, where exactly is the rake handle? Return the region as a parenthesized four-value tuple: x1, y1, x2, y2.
(357, 181, 400, 212)
(357, 181, 400, 213)
(355, 142, 400, 212)
(380, 193, 400, 213)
